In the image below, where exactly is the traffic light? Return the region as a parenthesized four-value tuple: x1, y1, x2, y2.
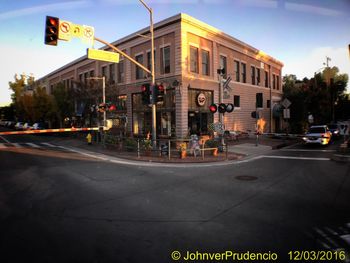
(155, 84, 165, 103)
(45, 16, 59, 46)
(141, 84, 151, 105)
(209, 103, 234, 114)
(218, 103, 227, 113)
(226, 103, 234, 113)
(109, 104, 116, 111)
(209, 104, 217, 113)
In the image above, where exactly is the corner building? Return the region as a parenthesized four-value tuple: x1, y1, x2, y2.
(40, 13, 283, 139)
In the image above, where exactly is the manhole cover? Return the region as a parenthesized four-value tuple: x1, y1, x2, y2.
(235, 175, 258, 181)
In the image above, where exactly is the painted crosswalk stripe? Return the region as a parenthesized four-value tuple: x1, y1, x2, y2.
(12, 143, 23, 148)
(25, 143, 41, 148)
(40, 142, 57, 147)
(0, 143, 6, 148)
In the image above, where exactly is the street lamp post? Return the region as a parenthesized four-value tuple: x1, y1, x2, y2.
(139, 0, 156, 149)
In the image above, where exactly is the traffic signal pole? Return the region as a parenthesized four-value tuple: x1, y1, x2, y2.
(139, 0, 156, 149)
(94, 4, 157, 148)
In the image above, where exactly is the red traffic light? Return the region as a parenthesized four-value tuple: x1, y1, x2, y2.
(48, 17, 58, 26)
(209, 104, 217, 113)
(157, 84, 164, 91)
(45, 16, 59, 46)
(109, 104, 116, 111)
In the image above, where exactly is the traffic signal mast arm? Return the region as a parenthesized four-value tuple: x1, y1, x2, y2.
(94, 36, 151, 76)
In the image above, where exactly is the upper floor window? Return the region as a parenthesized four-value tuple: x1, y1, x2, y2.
(190, 46, 199, 73)
(234, 60, 240, 82)
(135, 54, 144, 80)
(256, 68, 260, 86)
(117, 60, 124, 83)
(272, 74, 276, 89)
(251, 65, 256, 85)
(84, 72, 89, 83)
(241, 62, 246, 83)
(220, 55, 227, 79)
(276, 75, 280, 90)
(233, 95, 240, 108)
(160, 46, 170, 74)
(201, 50, 210, 76)
(265, 71, 269, 88)
(147, 50, 156, 74)
(109, 64, 115, 83)
(101, 66, 107, 78)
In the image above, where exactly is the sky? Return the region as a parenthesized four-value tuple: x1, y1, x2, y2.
(0, 0, 349, 106)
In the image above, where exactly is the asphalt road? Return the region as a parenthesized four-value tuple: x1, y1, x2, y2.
(0, 133, 349, 263)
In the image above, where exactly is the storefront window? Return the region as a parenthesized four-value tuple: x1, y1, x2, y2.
(132, 91, 175, 137)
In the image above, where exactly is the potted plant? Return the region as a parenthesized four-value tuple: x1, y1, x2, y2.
(178, 142, 187, 159)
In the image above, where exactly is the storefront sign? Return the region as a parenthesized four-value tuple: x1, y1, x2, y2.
(196, 93, 206, 107)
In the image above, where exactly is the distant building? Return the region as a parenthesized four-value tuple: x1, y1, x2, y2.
(37, 13, 283, 138)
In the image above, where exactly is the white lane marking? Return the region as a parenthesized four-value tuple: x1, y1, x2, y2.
(0, 135, 10, 143)
(281, 149, 336, 152)
(262, 155, 330, 161)
(41, 142, 57, 147)
(0, 143, 6, 149)
(25, 143, 41, 148)
(12, 143, 23, 148)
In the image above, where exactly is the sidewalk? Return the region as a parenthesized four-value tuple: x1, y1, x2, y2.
(50, 134, 299, 164)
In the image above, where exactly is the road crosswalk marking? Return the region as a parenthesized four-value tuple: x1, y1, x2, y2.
(0, 142, 58, 149)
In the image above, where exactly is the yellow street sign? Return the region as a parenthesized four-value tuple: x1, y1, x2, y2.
(82, 25, 94, 45)
(87, 48, 120, 63)
(72, 24, 83, 38)
(58, 20, 72, 41)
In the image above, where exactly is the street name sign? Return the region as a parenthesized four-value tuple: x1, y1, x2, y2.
(87, 48, 120, 63)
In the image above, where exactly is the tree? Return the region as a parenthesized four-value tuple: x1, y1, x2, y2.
(51, 83, 74, 127)
(33, 86, 55, 123)
(8, 73, 35, 121)
(283, 66, 349, 133)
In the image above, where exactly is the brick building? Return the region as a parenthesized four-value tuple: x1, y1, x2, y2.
(38, 13, 283, 138)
